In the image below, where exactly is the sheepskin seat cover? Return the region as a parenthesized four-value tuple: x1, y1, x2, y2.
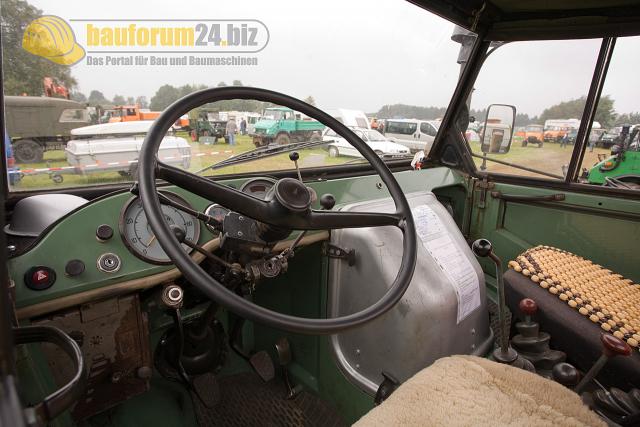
(355, 355, 604, 427)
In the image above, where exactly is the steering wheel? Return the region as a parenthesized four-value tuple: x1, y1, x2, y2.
(139, 87, 417, 334)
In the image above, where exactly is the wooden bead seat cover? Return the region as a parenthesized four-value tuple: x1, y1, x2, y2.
(508, 245, 639, 351)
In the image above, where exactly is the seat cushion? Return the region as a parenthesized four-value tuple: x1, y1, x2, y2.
(505, 269, 640, 389)
(355, 355, 604, 427)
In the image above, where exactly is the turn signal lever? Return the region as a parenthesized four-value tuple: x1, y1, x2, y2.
(472, 239, 534, 371)
(575, 333, 632, 394)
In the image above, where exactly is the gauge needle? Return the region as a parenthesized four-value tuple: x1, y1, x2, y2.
(146, 234, 157, 247)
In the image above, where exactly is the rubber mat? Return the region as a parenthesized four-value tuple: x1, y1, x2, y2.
(192, 372, 347, 427)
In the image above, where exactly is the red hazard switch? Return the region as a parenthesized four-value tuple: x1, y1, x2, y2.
(24, 266, 56, 290)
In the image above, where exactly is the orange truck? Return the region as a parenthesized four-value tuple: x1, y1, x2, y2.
(520, 124, 544, 147)
(108, 105, 190, 128)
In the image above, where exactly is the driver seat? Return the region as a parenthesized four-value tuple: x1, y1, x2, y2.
(355, 355, 605, 427)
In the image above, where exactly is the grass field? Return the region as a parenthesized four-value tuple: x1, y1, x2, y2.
(10, 133, 610, 191)
(468, 137, 609, 179)
(10, 134, 355, 191)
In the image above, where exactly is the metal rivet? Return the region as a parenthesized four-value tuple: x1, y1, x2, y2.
(237, 231, 244, 237)
(239, 216, 244, 221)
(376, 182, 383, 189)
(471, 328, 476, 335)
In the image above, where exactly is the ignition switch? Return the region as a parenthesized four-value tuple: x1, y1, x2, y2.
(97, 253, 121, 273)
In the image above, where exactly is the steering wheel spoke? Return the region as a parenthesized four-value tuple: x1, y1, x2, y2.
(306, 209, 403, 229)
(157, 161, 270, 216)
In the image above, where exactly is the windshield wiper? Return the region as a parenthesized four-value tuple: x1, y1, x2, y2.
(195, 139, 330, 175)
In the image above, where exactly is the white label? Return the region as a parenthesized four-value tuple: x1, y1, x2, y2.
(412, 204, 481, 323)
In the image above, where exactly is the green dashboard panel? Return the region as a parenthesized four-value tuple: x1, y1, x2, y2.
(10, 167, 466, 310)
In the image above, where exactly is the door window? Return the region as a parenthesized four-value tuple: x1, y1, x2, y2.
(464, 39, 602, 180)
(578, 36, 640, 191)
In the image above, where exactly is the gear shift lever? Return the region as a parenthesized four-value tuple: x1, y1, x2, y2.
(472, 239, 534, 371)
(574, 333, 632, 394)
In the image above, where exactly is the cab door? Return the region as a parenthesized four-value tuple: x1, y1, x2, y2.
(461, 36, 640, 287)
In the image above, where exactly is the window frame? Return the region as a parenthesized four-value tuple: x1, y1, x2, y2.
(442, 35, 640, 198)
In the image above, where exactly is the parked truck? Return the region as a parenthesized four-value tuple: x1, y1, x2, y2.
(190, 110, 227, 143)
(4, 96, 90, 163)
(251, 107, 325, 147)
(108, 105, 190, 128)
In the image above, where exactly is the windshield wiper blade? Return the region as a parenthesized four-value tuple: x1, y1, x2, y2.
(195, 139, 330, 175)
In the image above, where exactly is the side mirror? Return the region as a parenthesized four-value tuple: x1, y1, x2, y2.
(481, 104, 516, 154)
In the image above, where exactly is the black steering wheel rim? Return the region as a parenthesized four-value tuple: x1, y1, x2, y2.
(138, 86, 417, 334)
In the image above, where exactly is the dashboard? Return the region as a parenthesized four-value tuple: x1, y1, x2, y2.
(8, 168, 461, 319)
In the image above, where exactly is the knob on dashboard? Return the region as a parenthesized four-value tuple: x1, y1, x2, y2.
(65, 259, 85, 277)
(96, 224, 114, 241)
(320, 194, 336, 210)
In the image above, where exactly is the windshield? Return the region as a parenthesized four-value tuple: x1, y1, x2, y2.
(2, 0, 467, 191)
(365, 130, 386, 142)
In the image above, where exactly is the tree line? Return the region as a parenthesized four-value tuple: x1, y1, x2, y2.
(374, 95, 636, 128)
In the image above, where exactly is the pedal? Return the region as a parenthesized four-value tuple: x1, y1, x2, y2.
(192, 373, 220, 408)
(275, 337, 300, 399)
(250, 350, 275, 382)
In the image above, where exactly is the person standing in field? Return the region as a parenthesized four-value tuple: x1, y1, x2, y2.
(240, 118, 247, 135)
(226, 118, 237, 145)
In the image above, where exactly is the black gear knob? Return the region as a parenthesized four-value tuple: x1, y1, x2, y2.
(320, 193, 336, 210)
(472, 238, 493, 258)
(289, 152, 300, 162)
(552, 362, 580, 387)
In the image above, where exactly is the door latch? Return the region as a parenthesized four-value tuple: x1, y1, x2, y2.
(476, 176, 494, 209)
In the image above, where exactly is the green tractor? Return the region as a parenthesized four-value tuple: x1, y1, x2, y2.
(251, 107, 325, 147)
(585, 125, 640, 189)
(190, 110, 227, 144)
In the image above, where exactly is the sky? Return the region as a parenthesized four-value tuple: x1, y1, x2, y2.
(22, 0, 640, 117)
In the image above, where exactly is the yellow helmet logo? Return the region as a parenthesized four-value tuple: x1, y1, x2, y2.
(22, 16, 85, 66)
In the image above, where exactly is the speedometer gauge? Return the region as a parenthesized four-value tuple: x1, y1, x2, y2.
(239, 177, 277, 199)
(119, 192, 200, 264)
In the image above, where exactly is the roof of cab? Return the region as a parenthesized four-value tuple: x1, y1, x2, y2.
(4, 96, 84, 108)
(407, 0, 640, 40)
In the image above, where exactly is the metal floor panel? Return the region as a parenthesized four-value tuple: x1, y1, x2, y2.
(193, 372, 346, 427)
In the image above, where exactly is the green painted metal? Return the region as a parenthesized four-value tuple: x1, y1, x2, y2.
(587, 150, 640, 185)
(468, 180, 640, 283)
(10, 167, 465, 311)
